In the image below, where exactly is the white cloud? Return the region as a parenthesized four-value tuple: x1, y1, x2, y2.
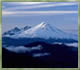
(2, 11, 78, 16)
(3, 2, 77, 11)
(16, 2, 46, 5)
(2, 11, 16, 15)
(5, 2, 46, 5)
(2, 2, 78, 16)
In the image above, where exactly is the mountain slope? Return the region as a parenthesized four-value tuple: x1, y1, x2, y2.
(3, 26, 31, 37)
(11, 22, 78, 41)
(3, 27, 21, 36)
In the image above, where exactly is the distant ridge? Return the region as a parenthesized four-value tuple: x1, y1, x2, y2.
(3, 26, 31, 36)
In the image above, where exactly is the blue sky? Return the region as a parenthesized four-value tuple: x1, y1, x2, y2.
(2, 2, 78, 35)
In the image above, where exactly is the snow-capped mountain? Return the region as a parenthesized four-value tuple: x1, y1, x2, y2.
(3, 27, 21, 36)
(23, 26, 31, 31)
(11, 22, 78, 41)
(3, 26, 31, 37)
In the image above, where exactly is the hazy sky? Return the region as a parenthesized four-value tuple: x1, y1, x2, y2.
(2, 2, 78, 35)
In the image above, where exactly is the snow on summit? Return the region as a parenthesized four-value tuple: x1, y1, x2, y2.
(9, 22, 78, 41)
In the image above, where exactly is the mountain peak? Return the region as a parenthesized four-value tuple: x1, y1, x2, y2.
(41, 21, 45, 24)
(37, 22, 48, 29)
(13, 27, 20, 31)
(23, 26, 31, 31)
(8, 22, 77, 41)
